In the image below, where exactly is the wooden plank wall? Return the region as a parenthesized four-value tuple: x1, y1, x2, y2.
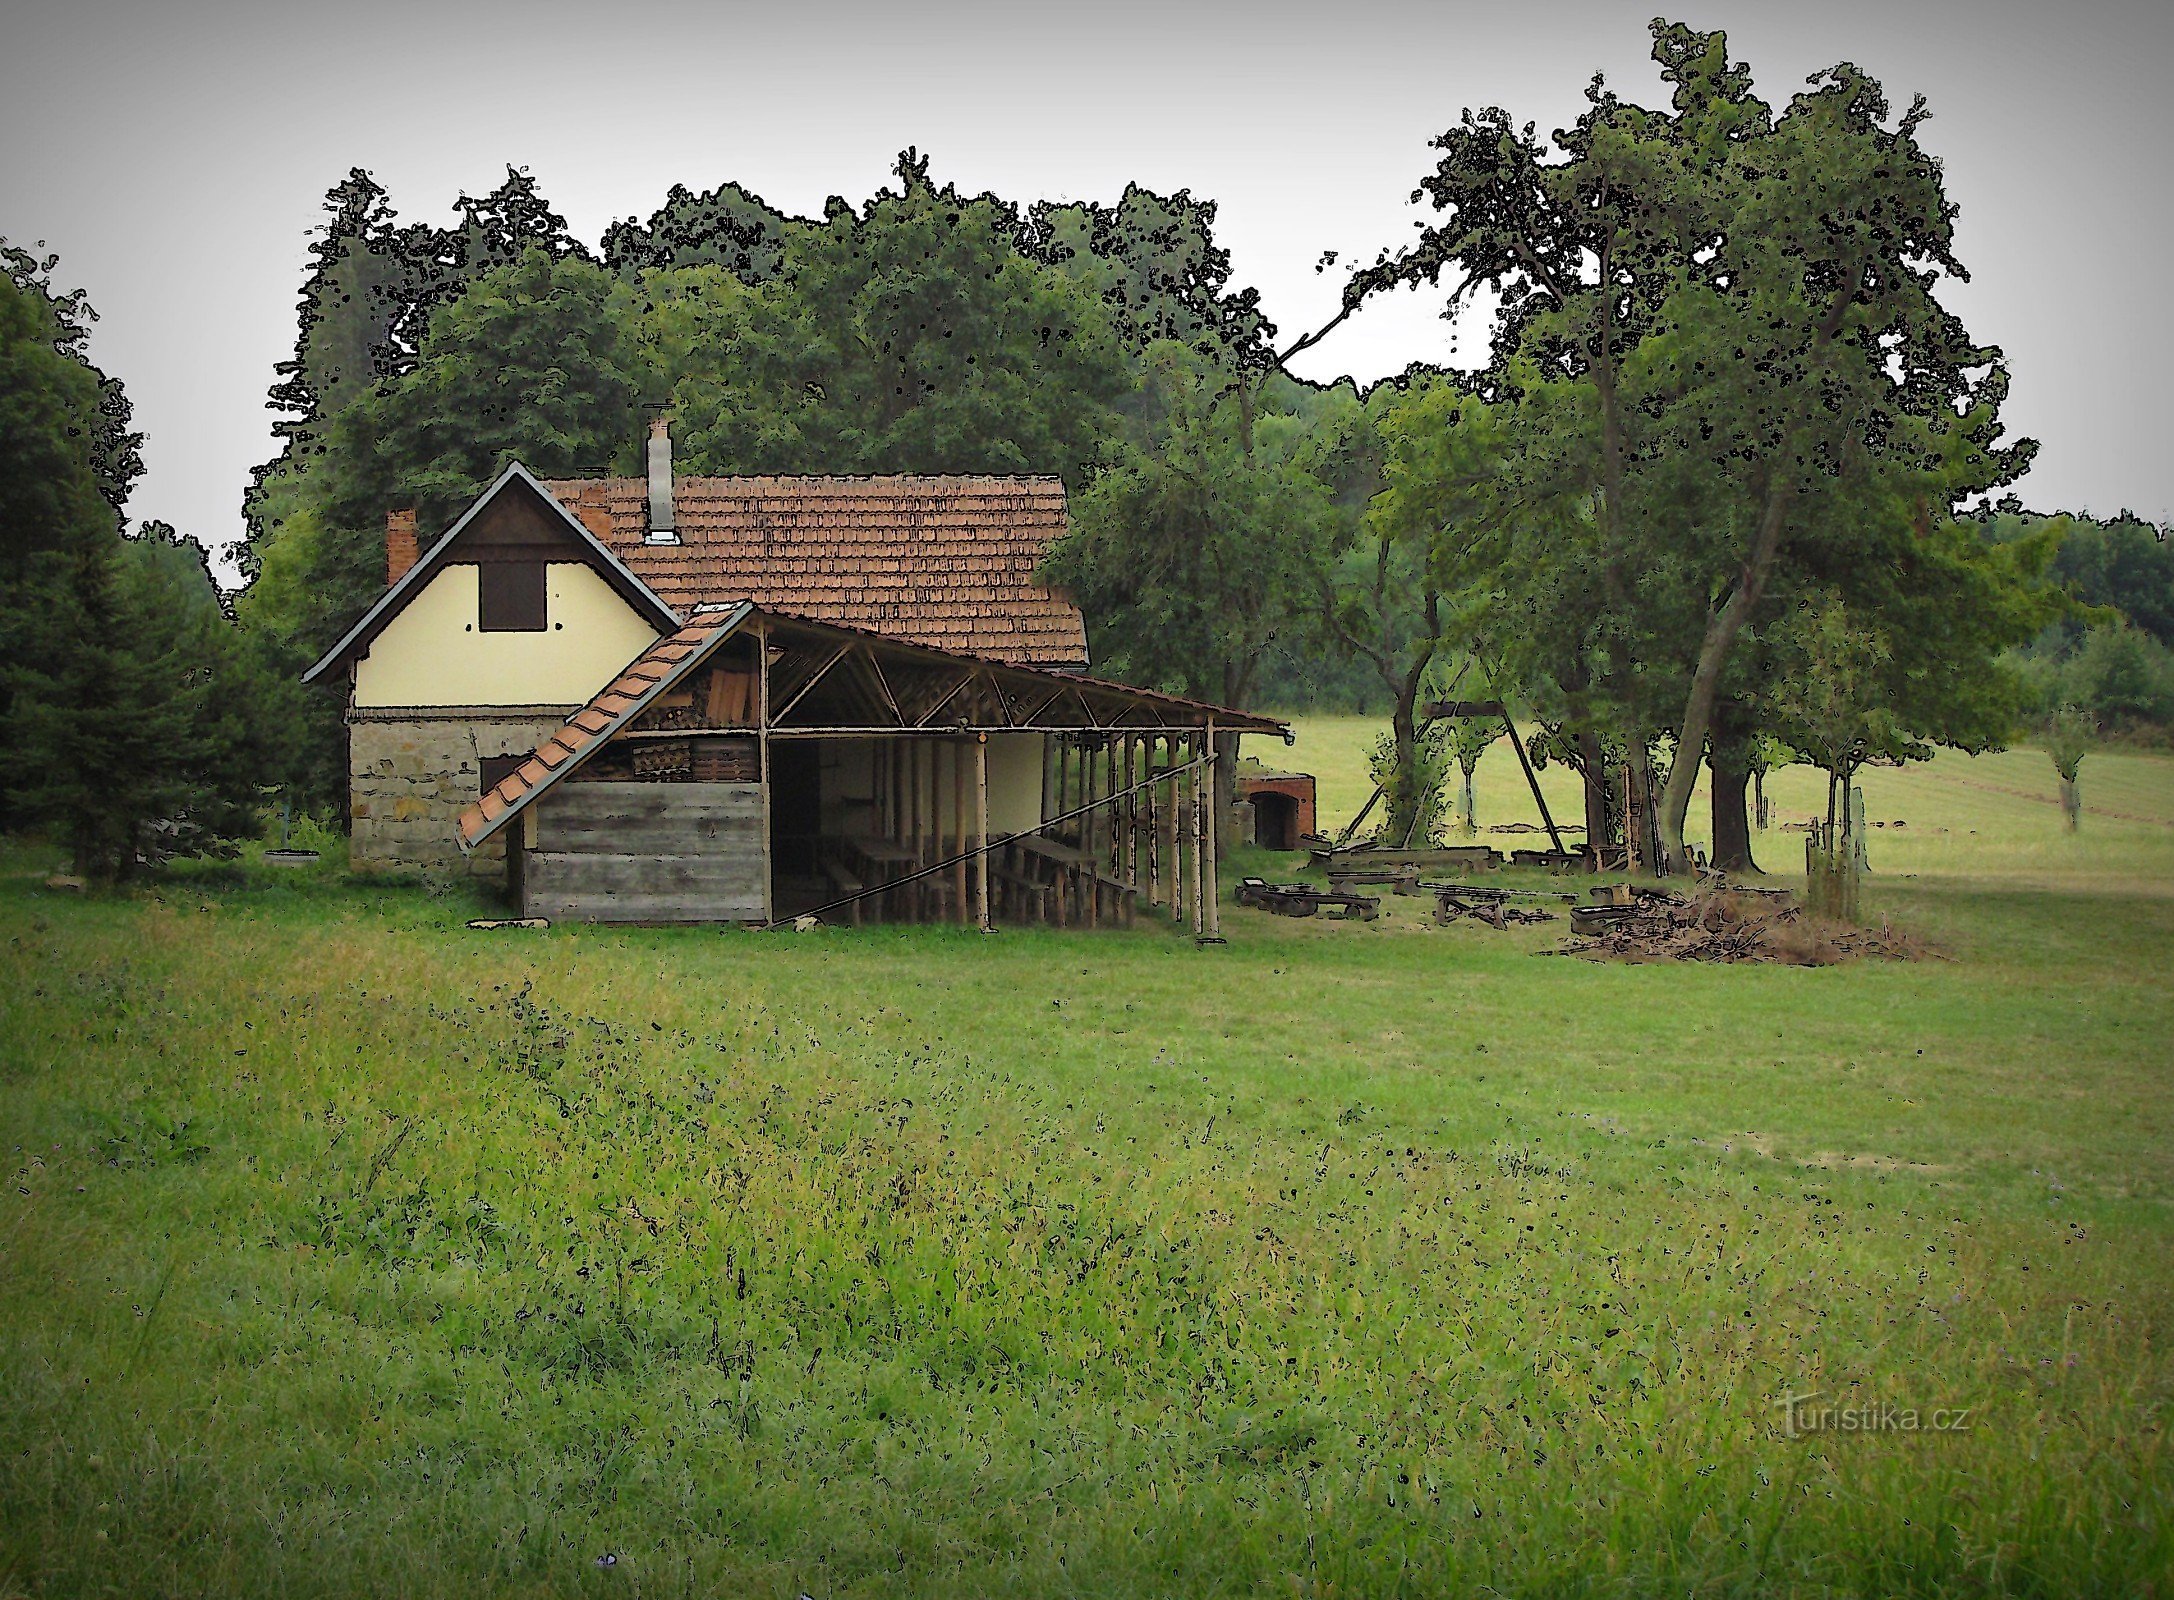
(522, 781, 766, 923)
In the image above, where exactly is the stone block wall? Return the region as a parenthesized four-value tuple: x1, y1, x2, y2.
(348, 707, 575, 877)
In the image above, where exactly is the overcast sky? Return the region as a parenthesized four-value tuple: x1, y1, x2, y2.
(4, 0, 2168, 575)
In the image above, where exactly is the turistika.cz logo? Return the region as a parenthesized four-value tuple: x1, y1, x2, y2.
(1774, 1390, 1975, 1439)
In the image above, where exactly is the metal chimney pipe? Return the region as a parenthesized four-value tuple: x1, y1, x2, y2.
(645, 415, 676, 543)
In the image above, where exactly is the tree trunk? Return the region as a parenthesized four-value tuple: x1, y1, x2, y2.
(1708, 698, 1758, 874)
(1386, 692, 1422, 846)
(1657, 484, 1792, 874)
(1624, 743, 1662, 877)
(1460, 766, 1477, 834)
(1576, 725, 1612, 867)
(1709, 750, 1755, 874)
(2060, 776, 2081, 832)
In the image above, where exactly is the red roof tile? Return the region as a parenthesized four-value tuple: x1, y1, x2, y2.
(541, 474, 1087, 669)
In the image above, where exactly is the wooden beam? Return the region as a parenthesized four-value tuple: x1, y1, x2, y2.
(953, 739, 968, 926)
(758, 619, 774, 925)
(916, 669, 980, 727)
(1164, 735, 1181, 922)
(862, 648, 904, 724)
(1501, 712, 1567, 855)
(974, 734, 991, 932)
(1201, 719, 1223, 943)
(1189, 734, 1207, 938)
(770, 641, 855, 723)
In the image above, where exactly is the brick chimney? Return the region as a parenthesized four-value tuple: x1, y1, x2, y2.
(565, 482, 610, 542)
(386, 508, 419, 587)
(645, 415, 677, 544)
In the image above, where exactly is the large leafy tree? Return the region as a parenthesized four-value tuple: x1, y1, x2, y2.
(601, 179, 799, 283)
(1034, 185, 1275, 376)
(1044, 343, 1325, 709)
(1348, 22, 2039, 873)
(667, 152, 1129, 485)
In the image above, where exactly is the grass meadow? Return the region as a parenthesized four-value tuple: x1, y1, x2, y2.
(1, 720, 2169, 1597)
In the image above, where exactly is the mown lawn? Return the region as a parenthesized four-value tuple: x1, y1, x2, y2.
(1, 731, 2169, 1597)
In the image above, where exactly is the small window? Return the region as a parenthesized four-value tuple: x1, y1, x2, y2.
(481, 755, 525, 796)
(478, 562, 546, 631)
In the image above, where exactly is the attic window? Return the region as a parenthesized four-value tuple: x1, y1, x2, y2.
(479, 561, 546, 632)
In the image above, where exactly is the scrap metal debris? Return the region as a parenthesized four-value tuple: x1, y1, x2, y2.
(1433, 883, 1569, 928)
(1237, 877, 1381, 921)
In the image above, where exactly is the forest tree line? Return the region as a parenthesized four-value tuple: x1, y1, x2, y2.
(4, 19, 2171, 879)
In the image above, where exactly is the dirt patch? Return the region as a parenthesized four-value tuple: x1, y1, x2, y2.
(1561, 885, 1935, 965)
(1732, 1131, 1950, 1175)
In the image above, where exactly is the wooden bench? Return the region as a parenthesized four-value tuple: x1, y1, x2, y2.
(821, 858, 865, 926)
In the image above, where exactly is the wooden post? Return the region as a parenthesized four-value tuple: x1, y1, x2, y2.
(1084, 740, 1101, 929)
(908, 739, 926, 926)
(975, 734, 991, 932)
(757, 622, 773, 925)
(1164, 735, 1182, 922)
(953, 739, 969, 925)
(1122, 736, 1137, 891)
(1201, 720, 1222, 943)
(1055, 736, 1071, 843)
(876, 740, 891, 840)
(1187, 733, 1205, 938)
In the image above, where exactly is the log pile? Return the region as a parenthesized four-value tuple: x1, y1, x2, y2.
(1563, 885, 1923, 965)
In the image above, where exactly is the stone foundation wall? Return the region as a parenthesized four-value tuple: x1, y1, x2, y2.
(348, 706, 575, 877)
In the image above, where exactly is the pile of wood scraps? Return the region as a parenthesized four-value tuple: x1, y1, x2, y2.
(1562, 884, 1924, 964)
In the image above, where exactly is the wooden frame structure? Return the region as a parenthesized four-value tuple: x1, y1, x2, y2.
(460, 604, 1281, 935)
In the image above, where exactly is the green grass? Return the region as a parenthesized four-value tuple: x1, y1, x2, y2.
(1, 729, 2170, 1597)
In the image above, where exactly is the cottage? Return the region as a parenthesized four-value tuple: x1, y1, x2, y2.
(304, 423, 1283, 929)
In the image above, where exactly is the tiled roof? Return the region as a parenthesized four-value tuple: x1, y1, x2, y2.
(457, 604, 750, 850)
(541, 474, 1087, 668)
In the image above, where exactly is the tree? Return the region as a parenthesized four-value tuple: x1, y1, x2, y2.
(1320, 376, 1508, 844)
(1344, 21, 2035, 874)
(1045, 343, 1323, 708)
(0, 243, 145, 832)
(263, 171, 417, 456)
(1768, 597, 1917, 917)
(1443, 717, 1495, 834)
(7, 526, 270, 878)
(1365, 723, 1454, 846)
(601, 180, 798, 282)
(2063, 623, 2174, 729)
(0, 249, 265, 874)
(2043, 704, 2094, 832)
(1034, 185, 1276, 376)
(667, 152, 1130, 486)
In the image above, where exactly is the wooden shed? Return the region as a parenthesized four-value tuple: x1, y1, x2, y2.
(458, 602, 1286, 934)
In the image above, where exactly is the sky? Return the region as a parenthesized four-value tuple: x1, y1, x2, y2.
(3, 0, 2169, 577)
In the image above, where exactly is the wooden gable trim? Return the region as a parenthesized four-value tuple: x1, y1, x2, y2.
(303, 463, 680, 686)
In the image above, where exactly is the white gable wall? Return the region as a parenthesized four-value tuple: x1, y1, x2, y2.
(354, 563, 660, 708)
